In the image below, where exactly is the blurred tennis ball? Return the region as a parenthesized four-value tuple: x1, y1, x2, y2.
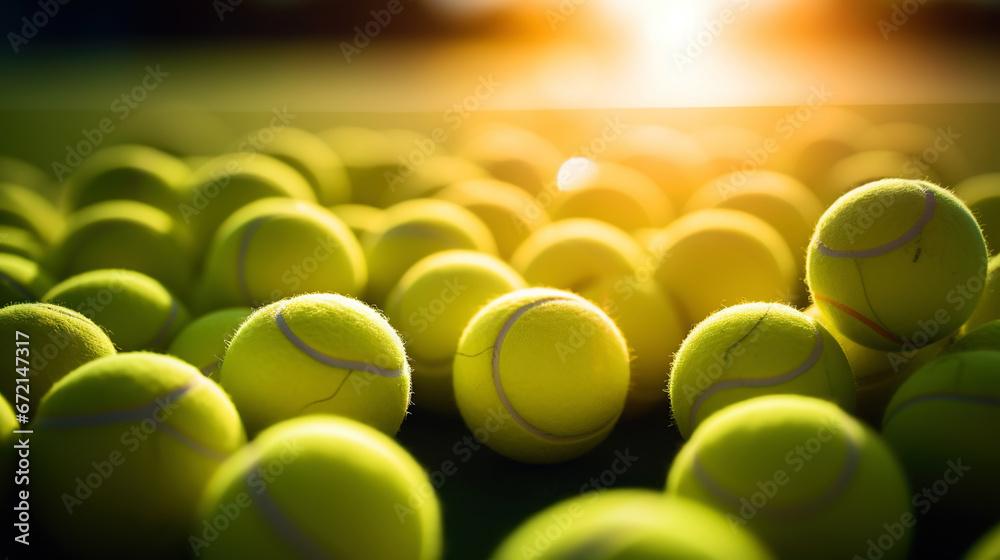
(0, 253, 56, 305)
(178, 152, 315, 246)
(807, 179, 988, 351)
(192, 416, 441, 560)
(235, 126, 350, 206)
(551, 159, 674, 231)
(651, 209, 796, 325)
(62, 144, 190, 214)
(220, 293, 411, 436)
(955, 173, 1000, 256)
(167, 307, 252, 381)
(670, 303, 855, 439)
(383, 155, 488, 206)
(44, 269, 190, 352)
(318, 126, 397, 207)
(604, 124, 712, 208)
(668, 395, 912, 560)
(0, 225, 45, 261)
(966, 521, 1000, 560)
(385, 250, 526, 413)
(581, 277, 685, 416)
(962, 254, 999, 332)
(196, 198, 365, 311)
(819, 150, 926, 204)
(0, 181, 63, 245)
(456, 122, 564, 195)
(0, 155, 56, 201)
(0, 302, 116, 400)
(945, 320, 1000, 354)
(691, 125, 765, 178)
(50, 200, 194, 295)
(453, 288, 630, 463)
(490, 490, 775, 560)
(510, 219, 644, 293)
(329, 203, 387, 242)
(34, 352, 245, 557)
(860, 121, 971, 185)
(685, 170, 822, 277)
(770, 107, 871, 189)
(883, 351, 1000, 517)
(364, 199, 497, 305)
(435, 178, 549, 259)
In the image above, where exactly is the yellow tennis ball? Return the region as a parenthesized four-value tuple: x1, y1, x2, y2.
(669, 303, 855, 439)
(580, 277, 685, 416)
(178, 152, 315, 246)
(685, 170, 823, 275)
(453, 288, 630, 463)
(50, 200, 195, 295)
(167, 307, 253, 381)
(0, 302, 117, 400)
(385, 250, 526, 414)
(0, 253, 55, 305)
(510, 219, 644, 292)
(196, 198, 366, 311)
(819, 150, 926, 204)
(0, 181, 63, 244)
(456, 122, 564, 195)
(651, 209, 797, 325)
(668, 395, 913, 560)
(435, 178, 550, 259)
(220, 293, 410, 436)
(550, 159, 674, 230)
(363, 199, 497, 305)
(0, 224, 45, 261)
(966, 522, 1000, 560)
(34, 352, 245, 557)
(62, 144, 190, 214)
(964, 254, 1000, 331)
(882, 351, 1000, 517)
(490, 490, 775, 560)
(383, 155, 488, 206)
(807, 179, 989, 351)
(329, 203, 387, 243)
(237, 126, 351, 206)
(804, 304, 946, 425)
(0, 155, 54, 199)
(955, 173, 1000, 255)
(604, 124, 712, 208)
(318, 126, 398, 207)
(945, 319, 1000, 354)
(859, 122, 971, 185)
(43, 269, 190, 352)
(192, 416, 442, 560)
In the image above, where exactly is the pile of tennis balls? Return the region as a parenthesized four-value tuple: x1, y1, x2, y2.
(1, 115, 998, 560)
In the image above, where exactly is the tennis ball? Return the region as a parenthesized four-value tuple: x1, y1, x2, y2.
(550, 159, 674, 230)
(605, 124, 712, 208)
(0, 225, 45, 261)
(819, 150, 925, 204)
(945, 320, 1000, 354)
(0, 181, 63, 244)
(192, 416, 441, 560)
(49, 200, 195, 295)
(955, 173, 1000, 255)
(0, 155, 53, 199)
(220, 293, 411, 436)
(0, 302, 116, 400)
(386, 250, 526, 413)
(364, 199, 497, 305)
(34, 352, 245, 557)
(965, 254, 1000, 331)
(691, 125, 765, 177)
(770, 107, 870, 189)
(237, 126, 350, 206)
(43, 269, 190, 351)
(651, 209, 797, 325)
(178, 152, 315, 245)
(667, 395, 913, 560)
(196, 198, 366, 310)
(0, 253, 56, 305)
(167, 307, 252, 381)
(966, 522, 1000, 560)
(860, 122, 971, 185)
(807, 179, 988, 351)
(581, 277, 685, 416)
(669, 303, 855, 439)
(882, 351, 1000, 516)
(804, 304, 945, 425)
(318, 126, 397, 207)
(685, 170, 823, 275)
(510, 219, 645, 293)
(453, 288, 629, 463)
(456, 123, 563, 195)
(491, 489, 775, 560)
(383, 155, 488, 206)
(115, 103, 233, 157)
(62, 144, 190, 214)
(329, 203, 387, 242)
(435, 179, 550, 259)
